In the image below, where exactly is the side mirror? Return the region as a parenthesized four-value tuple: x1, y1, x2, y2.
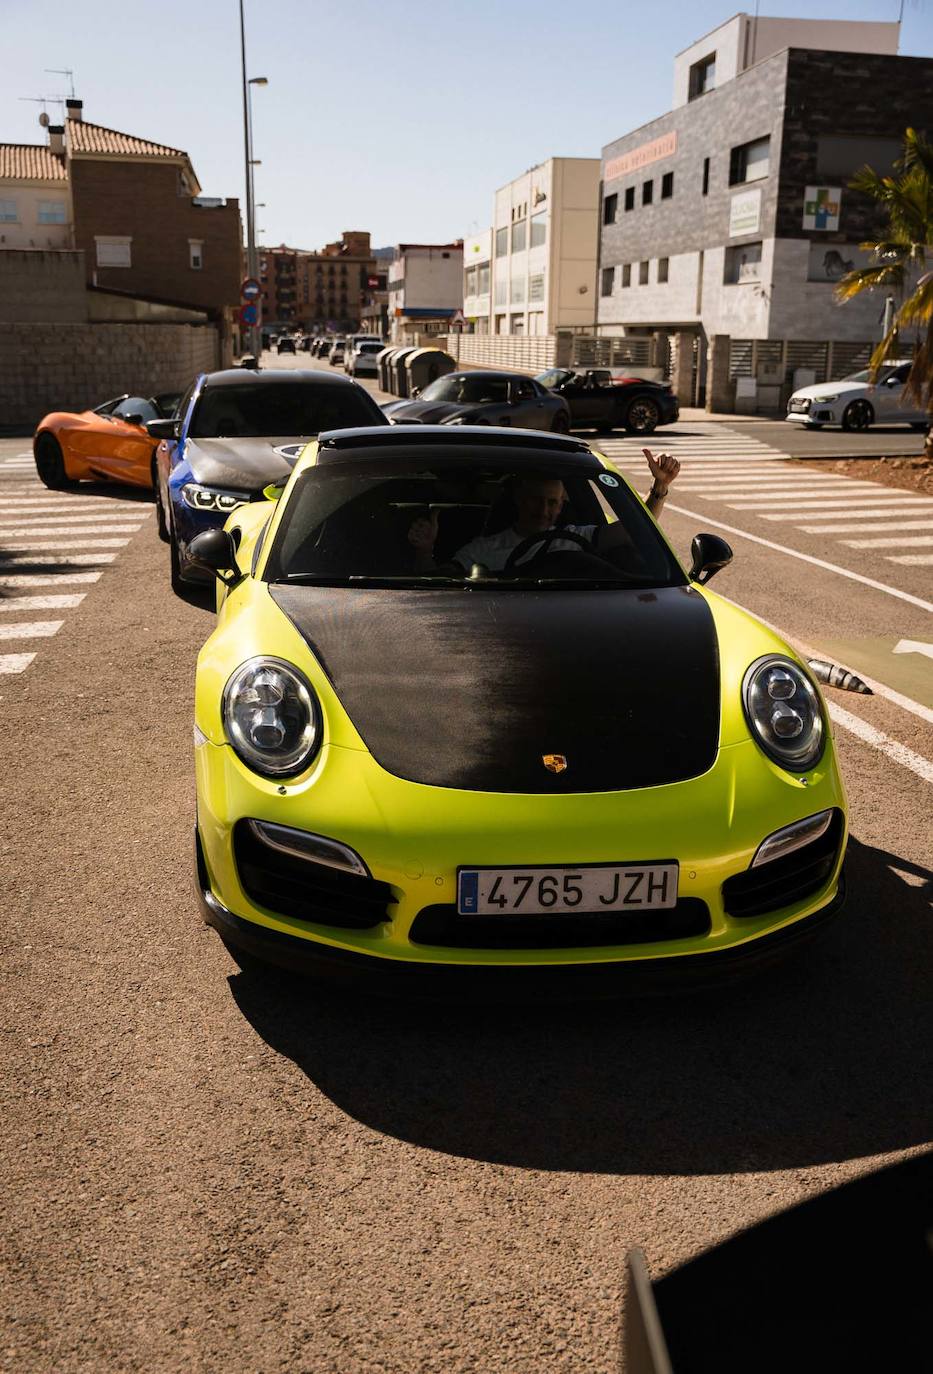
(885, 375, 902, 387)
(188, 528, 242, 588)
(689, 533, 733, 585)
(146, 418, 180, 440)
(410, 386, 421, 398)
(123, 413, 144, 427)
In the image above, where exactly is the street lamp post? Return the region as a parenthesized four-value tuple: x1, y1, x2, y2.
(238, 0, 268, 356)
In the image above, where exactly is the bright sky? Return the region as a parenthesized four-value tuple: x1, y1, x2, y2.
(4, 0, 931, 250)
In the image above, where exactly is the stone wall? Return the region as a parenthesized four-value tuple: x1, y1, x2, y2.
(0, 250, 89, 323)
(0, 322, 219, 428)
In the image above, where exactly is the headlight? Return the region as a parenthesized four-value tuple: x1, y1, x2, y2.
(742, 656, 825, 771)
(814, 394, 839, 403)
(182, 483, 250, 513)
(222, 657, 321, 777)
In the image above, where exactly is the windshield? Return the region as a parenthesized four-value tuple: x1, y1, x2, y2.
(419, 376, 511, 405)
(189, 382, 383, 438)
(264, 458, 685, 590)
(536, 370, 572, 390)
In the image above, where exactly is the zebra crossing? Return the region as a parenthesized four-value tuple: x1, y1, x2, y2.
(0, 450, 152, 677)
(598, 425, 933, 569)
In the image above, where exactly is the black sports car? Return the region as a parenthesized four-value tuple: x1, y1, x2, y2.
(382, 371, 571, 432)
(536, 368, 678, 435)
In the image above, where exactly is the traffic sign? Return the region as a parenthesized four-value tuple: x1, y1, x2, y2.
(241, 277, 261, 302)
(239, 302, 259, 326)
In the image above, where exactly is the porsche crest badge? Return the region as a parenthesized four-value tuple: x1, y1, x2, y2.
(543, 754, 568, 774)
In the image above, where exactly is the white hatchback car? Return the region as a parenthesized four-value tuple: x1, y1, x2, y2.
(786, 361, 929, 432)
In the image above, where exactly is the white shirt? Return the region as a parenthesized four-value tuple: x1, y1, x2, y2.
(455, 523, 597, 571)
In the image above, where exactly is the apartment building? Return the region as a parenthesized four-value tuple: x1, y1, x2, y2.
(462, 230, 492, 333)
(0, 98, 240, 322)
(597, 13, 932, 405)
(387, 242, 463, 344)
(259, 232, 379, 332)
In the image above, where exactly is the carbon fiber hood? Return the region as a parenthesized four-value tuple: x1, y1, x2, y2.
(184, 437, 296, 492)
(270, 582, 720, 793)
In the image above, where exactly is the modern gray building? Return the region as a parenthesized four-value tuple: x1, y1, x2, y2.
(596, 13, 933, 409)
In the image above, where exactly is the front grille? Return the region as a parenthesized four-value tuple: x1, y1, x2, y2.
(408, 899, 710, 950)
(233, 819, 392, 929)
(722, 810, 844, 919)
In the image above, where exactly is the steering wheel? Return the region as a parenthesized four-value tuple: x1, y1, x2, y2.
(503, 528, 598, 571)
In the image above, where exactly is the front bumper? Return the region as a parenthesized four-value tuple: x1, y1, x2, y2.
(195, 732, 847, 982)
(786, 403, 840, 425)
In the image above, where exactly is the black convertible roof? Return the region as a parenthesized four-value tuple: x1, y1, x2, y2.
(201, 369, 360, 389)
(313, 425, 598, 467)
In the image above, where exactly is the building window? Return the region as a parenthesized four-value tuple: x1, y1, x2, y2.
(603, 193, 618, 225)
(495, 227, 509, 257)
(189, 239, 203, 270)
(495, 314, 507, 334)
(477, 263, 490, 294)
(95, 236, 132, 268)
(512, 219, 527, 253)
(658, 257, 669, 283)
(729, 136, 770, 186)
(600, 267, 615, 296)
(510, 314, 525, 334)
(38, 200, 67, 224)
(621, 264, 631, 288)
(528, 273, 545, 303)
(465, 266, 477, 296)
(661, 172, 674, 200)
(528, 312, 544, 336)
(639, 260, 649, 285)
(530, 211, 547, 247)
(642, 180, 653, 206)
(511, 274, 526, 304)
(494, 270, 507, 306)
(0, 199, 17, 222)
(623, 187, 635, 213)
(688, 53, 716, 100)
(724, 241, 763, 283)
(702, 157, 710, 195)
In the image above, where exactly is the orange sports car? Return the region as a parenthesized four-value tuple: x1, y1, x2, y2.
(33, 392, 181, 491)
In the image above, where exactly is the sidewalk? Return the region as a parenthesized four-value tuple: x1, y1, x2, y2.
(678, 407, 778, 423)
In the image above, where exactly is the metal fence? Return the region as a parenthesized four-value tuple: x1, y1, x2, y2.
(729, 338, 875, 385)
(443, 334, 559, 373)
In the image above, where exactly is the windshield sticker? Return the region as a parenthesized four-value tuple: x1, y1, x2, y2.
(599, 473, 619, 487)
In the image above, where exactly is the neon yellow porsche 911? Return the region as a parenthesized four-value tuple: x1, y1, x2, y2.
(190, 425, 847, 992)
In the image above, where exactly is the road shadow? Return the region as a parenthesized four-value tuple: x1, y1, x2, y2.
(229, 836, 932, 1174)
(61, 481, 155, 504)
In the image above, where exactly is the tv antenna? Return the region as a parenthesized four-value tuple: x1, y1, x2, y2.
(20, 93, 69, 118)
(45, 68, 76, 97)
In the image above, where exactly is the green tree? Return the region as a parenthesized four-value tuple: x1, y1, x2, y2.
(835, 127, 933, 454)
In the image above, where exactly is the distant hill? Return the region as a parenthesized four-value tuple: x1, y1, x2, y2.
(373, 246, 395, 260)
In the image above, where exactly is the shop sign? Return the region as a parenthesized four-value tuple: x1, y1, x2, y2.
(604, 131, 677, 183)
(729, 188, 761, 238)
(803, 186, 841, 231)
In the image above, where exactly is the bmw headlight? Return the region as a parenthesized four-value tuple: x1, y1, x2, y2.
(742, 656, 825, 771)
(182, 483, 250, 513)
(223, 657, 321, 777)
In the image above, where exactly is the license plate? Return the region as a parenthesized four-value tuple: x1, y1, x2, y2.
(457, 864, 679, 916)
(789, 400, 808, 412)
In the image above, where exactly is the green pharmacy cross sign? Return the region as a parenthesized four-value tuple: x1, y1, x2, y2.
(803, 186, 841, 231)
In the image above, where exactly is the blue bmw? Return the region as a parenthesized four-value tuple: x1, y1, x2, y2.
(147, 368, 387, 592)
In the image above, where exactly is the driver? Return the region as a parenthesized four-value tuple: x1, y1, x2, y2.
(409, 448, 680, 572)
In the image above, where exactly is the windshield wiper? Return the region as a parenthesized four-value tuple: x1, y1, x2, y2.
(276, 572, 467, 587)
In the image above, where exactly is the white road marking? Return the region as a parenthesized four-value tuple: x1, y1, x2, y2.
(762, 504, 933, 520)
(0, 512, 149, 526)
(666, 502, 933, 613)
(730, 495, 926, 511)
(893, 639, 933, 659)
(798, 519, 933, 534)
(677, 479, 883, 492)
(0, 653, 36, 673)
(0, 571, 103, 586)
(888, 553, 933, 566)
(0, 619, 63, 639)
(827, 702, 933, 785)
(842, 536, 933, 548)
(0, 525, 142, 538)
(0, 500, 149, 511)
(1, 553, 117, 565)
(0, 538, 130, 551)
(0, 593, 85, 610)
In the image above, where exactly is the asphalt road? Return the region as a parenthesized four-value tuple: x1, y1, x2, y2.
(1, 376, 931, 1373)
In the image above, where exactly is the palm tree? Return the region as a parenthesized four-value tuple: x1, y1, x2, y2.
(835, 127, 933, 455)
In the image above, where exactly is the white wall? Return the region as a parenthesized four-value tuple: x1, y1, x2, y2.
(673, 13, 900, 108)
(549, 158, 600, 329)
(399, 248, 463, 311)
(0, 184, 72, 250)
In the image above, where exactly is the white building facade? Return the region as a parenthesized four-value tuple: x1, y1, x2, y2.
(388, 242, 463, 344)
